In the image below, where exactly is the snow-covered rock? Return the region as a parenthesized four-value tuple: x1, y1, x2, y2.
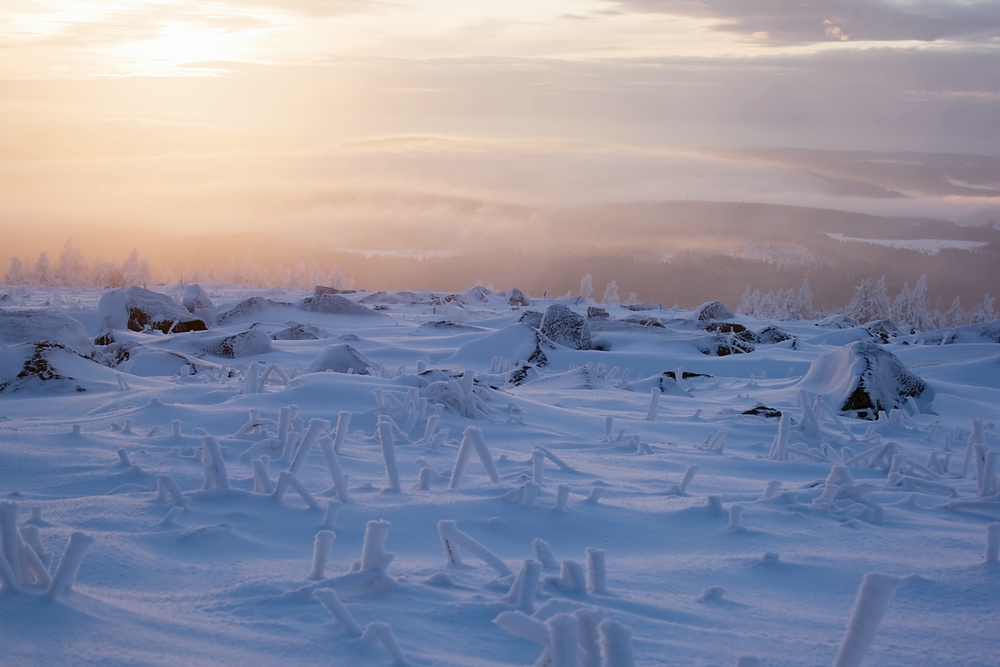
(757, 325, 794, 344)
(99, 287, 207, 334)
(182, 284, 215, 313)
(216, 297, 292, 325)
(864, 319, 901, 344)
(307, 344, 374, 375)
(0, 342, 117, 394)
(298, 294, 378, 316)
(914, 320, 1000, 345)
(586, 307, 610, 320)
(444, 323, 552, 369)
(204, 327, 274, 358)
(539, 305, 592, 350)
(815, 314, 860, 329)
(271, 323, 327, 340)
(519, 311, 543, 329)
(314, 285, 357, 296)
(0, 310, 95, 357)
(695, 301, 735, 321)
(508, 288, 530, 307)
(794, 340, 926, 419)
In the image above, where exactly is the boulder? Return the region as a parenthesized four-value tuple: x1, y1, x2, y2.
(695, 301, 735, 321)
(215, 297, 291, 325)
(98, 287, 207, 334)
(914, 320, 1000, 345)
(315, 285, 357, 296)
(795, 340, 926, 419)
(540, 305, 592, 350)
(298, 294, 378, 316)
(307, 344, 374, 375)
(204, 327, 274, 358)
(0, 310, 95, 357)
(757, 325, 794, 345)
(182, 284, 215, 312)
(443, 323, 552, 369)
(815, 314, 860, 329)
(518, 311, 543, 330)
(586, 307, 610, 320)
(271, 323, 328, 340)
(864, 319, 901, 344)
(508, 288, 530, 307)
(0, 342, 117, 394)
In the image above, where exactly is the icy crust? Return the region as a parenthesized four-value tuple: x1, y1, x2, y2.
(0, 310, 95, 357)
(796, 340, 926, 419)
(99, 287, 207, 334)
(913, 319, 1000, 345)
(539, 304, 592, 350)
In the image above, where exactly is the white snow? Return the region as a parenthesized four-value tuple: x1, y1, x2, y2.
(1, 285, 999, 666)
(825, 233, 989, 255)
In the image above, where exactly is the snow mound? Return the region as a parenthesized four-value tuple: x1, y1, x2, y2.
(0, 310, 95, 357)
(815, 314, 860, 329)
(443, 323, 551, 369)
(508, 288, 530, 307)
(298, 294, 378, 316)
(695, 301, 735, 321)
(539, 304, 592, 350)
(794, 340, 926, 419)
(99, 287, 208, 334)
(307, 344, 374, 375)
(271, 323, 327, 340)
(126, 347, 220, 377)
(204, 327, 274, 359)
(216, 297, 293, 324)
(0, 342, 118, 393)
(182, 284, 214, 312)
(914, 320, 1000, 345)
(515, 365, 607, 390)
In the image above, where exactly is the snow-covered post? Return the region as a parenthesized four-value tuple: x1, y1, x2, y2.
(277, 407, 290, 453)
(362, 622, 410, 666)
(289, 418, 324, 475)
(422, 414, 440, 444)
(448, 427, 499, 488)
(558, 559, 588, 595)
(308, 530, 336, 580)
(978, 451, 998, 497)
(242, 361, 260, 395)
(360, 520, 393, 573)
(523, 482, 539, 510)
(314, 588, 363, 637)
(585, 548, 607, 594)
(201, 436, 230, 490)
(555, 485, 571, 512)
(532, 449, 545, 486)
(437, 520, 512, 576)
(598, 619, 635, 667)
(604, 417, 614, 443)
(505, 559, 542, 614)
(171, 420, 182, 438)
(322, 500, 342, 530)
(728, 505, 744, 530)
(319, 436, 351, 503)
(985, 523, 1000, 564)
(547, 614, 579, 667)
(533, 539, 559, 570)
(469, 427, 500, 482)
(575, 607, 608, 667)
(273, 472, 322, 510)
(46, 532, 94, 600)
(0, 501, 23, 585)
(333, 411, 351, 454)
(679, 465, 698, 493)
(833, 573, 902, 667)
(116, 448, 131, 466)
(252, 458, 274, 493)
(769, 412, 791, 461)
(962, 418, 985, 477)
(645, 388, 660, 421)
(378, 421, 402, 493)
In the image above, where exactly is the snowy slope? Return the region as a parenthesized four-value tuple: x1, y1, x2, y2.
(1, 285, 998, 667)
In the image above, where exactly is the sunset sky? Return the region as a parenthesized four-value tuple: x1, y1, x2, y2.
(2, 1, 999, 273)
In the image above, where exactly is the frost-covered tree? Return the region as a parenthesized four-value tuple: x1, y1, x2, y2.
(33, 252, 55, 285)
(326, 265, 354, 290)
(91, 259, 123, 287)
(120, 249, 152, 287)
(848, 276, 890, 323)
(941, 297, 965, 328)
(736, 286, 761, 316)
(792, 278, 814, 320)
(55, 241, 90, 286)
(602, 280, 619, 305)
(970, 293, 996, 324)
(3, 256, 31, 285)
(579, 273, 594, 300)
(891, 276, 934, 331)
(626, 292, 638, 305)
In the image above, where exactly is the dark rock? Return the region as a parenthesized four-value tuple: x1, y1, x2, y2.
(695, 301, 735, 321)
(586, 307, 610, 320)
(743, 405, 782, 419)
(622, 317, 665, 328)
(702, 321, 760, 343)
(98, 287, 207, 334)
(864, 319, 901, 344)
(664, 371, 710, 380)
(540, 305, 592, 350)
(0, 342, 103, 393)
(626, 303, 661, 311)
(315, 285, 357, 296)
(757, 326, 794, 344)
(815, 315, 860, 329)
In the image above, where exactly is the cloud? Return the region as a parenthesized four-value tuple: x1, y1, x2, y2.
(608, 0, 1000, 43)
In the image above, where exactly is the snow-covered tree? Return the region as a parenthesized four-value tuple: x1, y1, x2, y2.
(326, 265, 354, 290)
(626, 292, 638, 305)
(120, 249, 152, 287)
(33, 252, 55, 285)
(3, 256, 31, 285)
(579, 273, 594, 300)
(56, 241, 90, 286)
(970, 293, 996, 324)
(602, 280, 619, 305)
(736, 286, 761, 316)
(941, 297, 966, 328)
(91, 259, 123, 287)
(891, 276, 934, 331)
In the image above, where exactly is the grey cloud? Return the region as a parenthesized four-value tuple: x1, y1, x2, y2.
(609, 0, 1000, 43)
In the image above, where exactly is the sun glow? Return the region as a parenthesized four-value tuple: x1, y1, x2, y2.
(115, 21, 241, 75)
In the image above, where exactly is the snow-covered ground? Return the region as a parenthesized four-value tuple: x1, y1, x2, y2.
(1, 285, 998, 667)
(825, 234, 990, 255)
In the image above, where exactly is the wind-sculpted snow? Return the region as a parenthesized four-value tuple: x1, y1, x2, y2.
(0, 285, 998, 667)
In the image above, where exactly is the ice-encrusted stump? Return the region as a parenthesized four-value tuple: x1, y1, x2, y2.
(181, 283, 214, 312)
(98, 287, 207, 333)
(307, 344, 374, 375)
(540, 305, 592, 350)
(794, 340, 926, 420)
(695, 301, 735, 321)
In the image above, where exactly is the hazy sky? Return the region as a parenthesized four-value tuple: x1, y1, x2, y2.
(1, 1, 999, 267)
